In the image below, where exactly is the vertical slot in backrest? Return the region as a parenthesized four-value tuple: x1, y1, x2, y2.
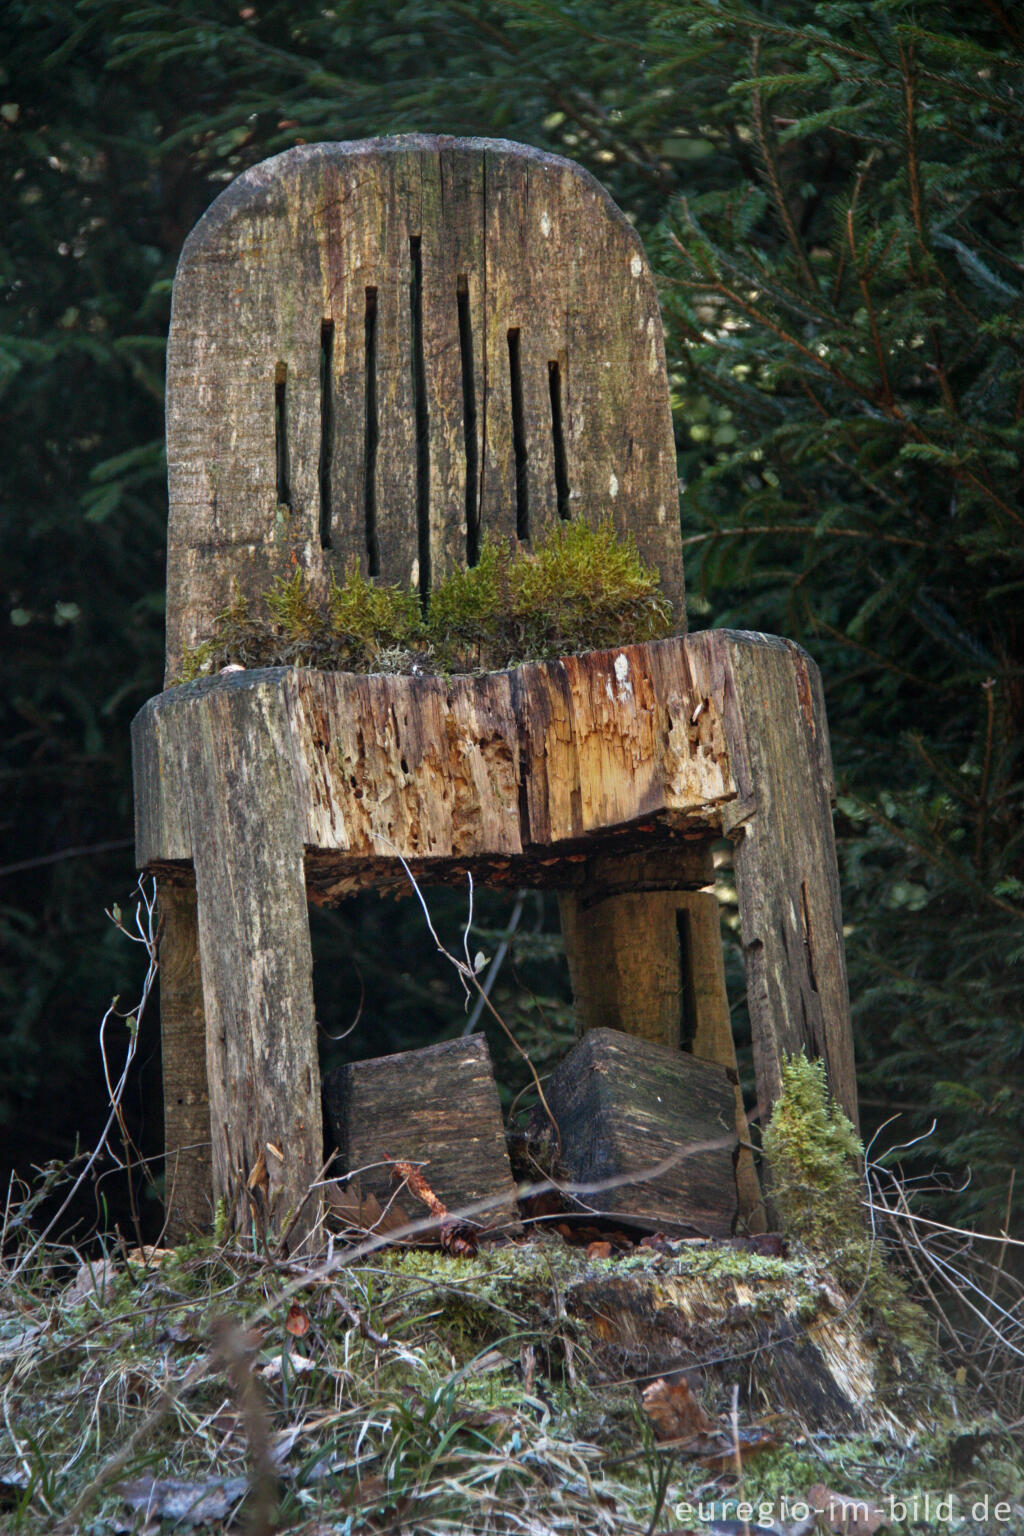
(508, 328, 530, 541)
(319, 321, 334, 549)
(547, 360, 570, 519)
(410, 237, 430, 601)
(457, 275, 480, 566)
(363, 288, 380, 575)
(275, 362, 291, 510)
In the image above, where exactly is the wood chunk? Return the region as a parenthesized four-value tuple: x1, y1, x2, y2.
(558, 885, 763, 1228)
(323, 1035, 520, 1236)
(532, 1028, 740, 1236)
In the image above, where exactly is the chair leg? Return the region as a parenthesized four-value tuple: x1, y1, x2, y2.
(179, 685, 324, 1253)
(558, 888, 685, 1049)
(158, 877, 212, 1238)
(686, 629, 859, 1131)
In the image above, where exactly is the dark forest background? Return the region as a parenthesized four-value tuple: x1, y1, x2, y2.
(2, 0, 1022, 1244)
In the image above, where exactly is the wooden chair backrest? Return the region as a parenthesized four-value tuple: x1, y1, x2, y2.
(164, 135, 684, 683)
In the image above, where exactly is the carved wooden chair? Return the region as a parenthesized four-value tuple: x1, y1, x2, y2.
(133, 136, 857, 1248)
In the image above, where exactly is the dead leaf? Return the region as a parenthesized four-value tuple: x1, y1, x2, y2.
(64, 1258, 118, 1306)
(259, 1353, 315, 1382)
(740, 1232, 787, 1257)
(326, 1180, 411, 1236)
(285, 1303, 309, 1338)
(440, 1219, 478, 1257)
(391, 1160, 447, 1219)
(521, 1343, 536, 1394)
(586, 1239, 614, 1259)
(696, 1424, 778, 1470)
(125, 1245, 175, 1270)
(119, 1474, 248, 1526)
(641, 1376, 714, 1442)
(807, 1483, 887, 1535)
(247, 1149, 268, 1194)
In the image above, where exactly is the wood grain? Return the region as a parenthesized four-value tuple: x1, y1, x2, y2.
(142, 135, 859, 1238)
(163, 136, 683, 682)
(532, 1027, 741, 1237)
(133, 628, 857, 1137)
(323, 1035, 520, 1234)
(686, 629, 858, 1128)
(161, 677, 323, 1251)
(156, 880, 211, 1238)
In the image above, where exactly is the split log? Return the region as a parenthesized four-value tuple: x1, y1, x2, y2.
(322, 1035, 520, 1236)
(529, 1027, 741, 1237)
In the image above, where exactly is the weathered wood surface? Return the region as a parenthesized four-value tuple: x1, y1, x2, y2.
(530, 1028, 740, 1237)
(156, 880, 211, 1238)
(323, 1035, 520, 1234)
(143, 133, 859, 1237)
(134, 639, 734, 870)
(570, 1256, 905, 1434)
(686, 630, 858, 1128)
(172, 682, 324, 1252)
(134, 623, 859, 1234)
(559, 885, 763, 1227)
(163, 136, 683, 683)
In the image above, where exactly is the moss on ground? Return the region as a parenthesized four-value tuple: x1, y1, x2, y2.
(2, 1227, 1019, 1534)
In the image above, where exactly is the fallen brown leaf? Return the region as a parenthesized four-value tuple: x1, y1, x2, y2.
(326, 1181, 410, 1236)
(119, 1474, 248, 1524)
(125, 1246, 175, 1270)
(440, 1219, 478, 1257)
(259, 1353, 315, 1382)
(247, 1149, 268, 1194)
(696, 1424, 778, 1470)
(641, 1376, 714, 1442)
(285, 1303, 309, 1338)
(63, 1258, 118, 1307)
(586, 1239, 614, 1259)
(391, 1160, 446, 1219)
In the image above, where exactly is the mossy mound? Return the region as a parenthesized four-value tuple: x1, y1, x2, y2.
(764, 1054, 938, 1373)
(177, 519, 675, 683)
(3, 1230, 1015, 1535)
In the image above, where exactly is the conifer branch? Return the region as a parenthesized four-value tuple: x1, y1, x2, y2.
(749, 39, 818, 294)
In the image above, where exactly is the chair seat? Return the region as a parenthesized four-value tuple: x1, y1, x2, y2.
(134, 635, 733, 882)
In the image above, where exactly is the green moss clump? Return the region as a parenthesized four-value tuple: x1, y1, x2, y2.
(763, 1055, 864, 1269)
(429, 519, 673, 671)
(764, 1054, 936, 1367)
(176, 519, 674, 683)
(178, 564, 425, 682)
